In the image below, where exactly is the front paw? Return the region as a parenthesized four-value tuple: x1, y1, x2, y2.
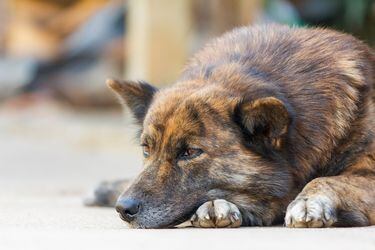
(285, 195, 337, 228)
(190, 199, 242, 228)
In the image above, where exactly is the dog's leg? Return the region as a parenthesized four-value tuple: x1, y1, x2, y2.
(84, 179, 131, 207)
(190, 199, 242, 228)
(285, 154, 375, 227)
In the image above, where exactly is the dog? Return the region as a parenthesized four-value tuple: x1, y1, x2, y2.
(87, 24, 375, 229)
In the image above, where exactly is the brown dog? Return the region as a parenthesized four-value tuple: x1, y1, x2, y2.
(88, 24, 375, 229)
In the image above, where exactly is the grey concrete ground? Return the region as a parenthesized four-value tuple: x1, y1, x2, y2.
(1, 100, 374, 250)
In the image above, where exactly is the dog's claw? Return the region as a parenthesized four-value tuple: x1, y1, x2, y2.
(190, 214, 197, 223)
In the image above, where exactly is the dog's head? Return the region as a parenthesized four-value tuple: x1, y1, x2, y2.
(107, 79, 292, 228)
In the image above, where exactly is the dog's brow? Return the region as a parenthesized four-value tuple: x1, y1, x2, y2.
(140, 133, 155, 145)
(153, 123, 165, 133)
(182, 102, 207, 135)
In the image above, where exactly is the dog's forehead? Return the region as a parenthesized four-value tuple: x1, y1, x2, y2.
(143, 100, 205, 140)
(142, 85, 238, 144)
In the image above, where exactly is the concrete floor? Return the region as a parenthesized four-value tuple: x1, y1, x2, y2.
(1, 101, 374, 250)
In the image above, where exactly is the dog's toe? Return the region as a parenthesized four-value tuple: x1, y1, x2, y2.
(191, 199, 242, 228)
(285, 195, 337, 228)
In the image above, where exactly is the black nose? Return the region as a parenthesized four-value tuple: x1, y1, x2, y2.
(115, 198, 141, 222)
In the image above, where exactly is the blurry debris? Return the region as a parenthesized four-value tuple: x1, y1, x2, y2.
(84, 179, 131, 207)
(291, 0, 341, 24)
(6, 0, 111, 61)
(263, 0, 301, 25)
(0, 58, 36, 99)
(0, 92, 55, 110)
(290, 0, 375, 45)
(0, 1, 10, 54)
(63, 1, 125, 58)
(125, 0, 192, 85)
(191, 0, 263, 53)
(192, 0, 262, 37)
(24, 1, 125, 108)
(0, 0, 125, 107)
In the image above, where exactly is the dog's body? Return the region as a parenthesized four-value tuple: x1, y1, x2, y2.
(90, 24, 375, 228)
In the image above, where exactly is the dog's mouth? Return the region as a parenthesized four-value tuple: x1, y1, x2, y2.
(168, 206, 199, 228)
(163, 199, 209, 228)
(122, 204, 200, 229)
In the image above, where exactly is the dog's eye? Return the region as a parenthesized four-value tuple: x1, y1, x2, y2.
(142, 144, 150, 158)
(179, 148, 203, 160)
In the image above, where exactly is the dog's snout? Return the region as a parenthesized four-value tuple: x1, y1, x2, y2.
(115, 198, 141, 222)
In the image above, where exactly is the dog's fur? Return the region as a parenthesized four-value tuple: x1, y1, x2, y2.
(90, 24, 375, 229)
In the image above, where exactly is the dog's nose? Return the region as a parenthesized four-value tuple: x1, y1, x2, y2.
(115, 198, 141, 222)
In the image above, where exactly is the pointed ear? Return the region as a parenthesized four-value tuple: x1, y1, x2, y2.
(106, 79, 157, 124)
(237, 97, 290, 147)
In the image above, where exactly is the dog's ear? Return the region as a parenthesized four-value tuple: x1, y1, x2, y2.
(236, 97, 290, 148)
(106, 79, 158, 124)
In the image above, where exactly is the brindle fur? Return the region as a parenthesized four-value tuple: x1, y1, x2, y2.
(90, 24, 375, 228)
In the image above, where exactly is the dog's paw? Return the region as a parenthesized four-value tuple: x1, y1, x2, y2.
(285, 195, 337, 228)
(191, 199, 242, 228)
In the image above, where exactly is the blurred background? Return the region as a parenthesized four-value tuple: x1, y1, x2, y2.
(0, 0, 374, 223)
(0, 0, 374, 107)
